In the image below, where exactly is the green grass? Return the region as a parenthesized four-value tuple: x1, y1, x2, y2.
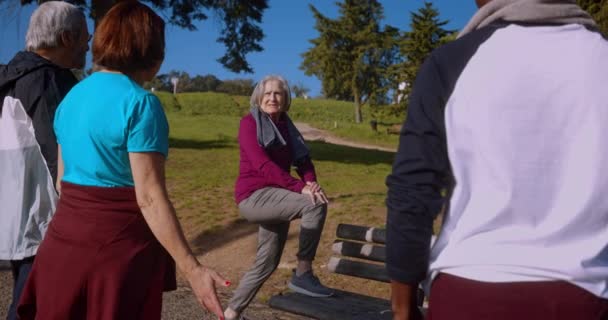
(155, 91, 181, 112)
(163, 113, 239, 233)
(155, 91, 404, 149)
(289, 97, 403, 149)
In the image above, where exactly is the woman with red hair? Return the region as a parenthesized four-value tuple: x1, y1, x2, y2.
(18, 2, 228, 319)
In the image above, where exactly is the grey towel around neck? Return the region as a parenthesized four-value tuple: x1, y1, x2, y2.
(251, 106, 310, 165)
(459, 0, 596, 38)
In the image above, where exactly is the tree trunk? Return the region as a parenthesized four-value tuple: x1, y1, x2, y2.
(354, 91, 362, 124)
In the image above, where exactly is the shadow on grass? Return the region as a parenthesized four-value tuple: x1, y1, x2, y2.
(308, 141, 395, 166)
(169, 137, 233, 150)
(376, 121, 402, 126)
(191, 218, 297, 256)
(330, 192, 387, 201)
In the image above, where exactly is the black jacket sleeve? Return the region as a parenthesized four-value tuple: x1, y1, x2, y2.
(385, 55, 452, 285)
(18, 67, 77, 183)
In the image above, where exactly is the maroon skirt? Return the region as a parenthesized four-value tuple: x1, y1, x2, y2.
(17, 182, 176, 320)
(427, 273, 608, 320)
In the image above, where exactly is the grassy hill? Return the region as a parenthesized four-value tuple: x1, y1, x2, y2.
(154, 91, 404, 149)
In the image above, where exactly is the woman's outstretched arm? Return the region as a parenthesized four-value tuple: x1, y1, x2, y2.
(129, 152, 229, 319)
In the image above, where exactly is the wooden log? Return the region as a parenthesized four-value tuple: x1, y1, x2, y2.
(336, 224, 386, 244)
(332, 240, 386, 262)
(328, 257, 389, 283)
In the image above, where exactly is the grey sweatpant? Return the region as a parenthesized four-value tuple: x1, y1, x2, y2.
(228, 187, 327, 313)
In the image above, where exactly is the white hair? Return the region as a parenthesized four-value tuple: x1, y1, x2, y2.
(250, 75, 292, 112)
(26, 1, 86, 51)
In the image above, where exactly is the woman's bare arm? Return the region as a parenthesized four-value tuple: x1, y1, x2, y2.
(129, 152, 229, 318)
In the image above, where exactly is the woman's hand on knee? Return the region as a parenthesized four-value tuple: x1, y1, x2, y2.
(185, 264, 231, 319)
(302, 184, 329, 205)
(305, 181, 321, 193)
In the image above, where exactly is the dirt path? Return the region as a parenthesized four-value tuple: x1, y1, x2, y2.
(294, 122, 397, 153)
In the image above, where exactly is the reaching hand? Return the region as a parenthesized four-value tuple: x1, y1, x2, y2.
(185, 264, 230, 319)
(302, 182, 329, 204)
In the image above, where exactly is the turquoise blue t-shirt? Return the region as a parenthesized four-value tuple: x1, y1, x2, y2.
(54, 72, 169, 187)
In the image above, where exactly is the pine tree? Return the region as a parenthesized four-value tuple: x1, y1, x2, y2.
(393, 2, 451, 114)
(301, 0, 399, 123)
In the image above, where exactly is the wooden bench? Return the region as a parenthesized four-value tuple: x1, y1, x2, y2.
(269, 224, 424, 320)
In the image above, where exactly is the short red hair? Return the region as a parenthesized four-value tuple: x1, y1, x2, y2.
(92, 1, 165, 74)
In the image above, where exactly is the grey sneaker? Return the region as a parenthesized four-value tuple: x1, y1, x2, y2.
(288, 270, 334, 297)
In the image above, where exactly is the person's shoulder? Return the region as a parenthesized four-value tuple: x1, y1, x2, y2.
(17, 62, 73, 88)
(112, 76, 159, 107)
(46, 68, 78, 95)
(239, 113, 256, 134)
(133, 88, 159, 104)
(430, 24, 506, 68)
(129, 90, 163, 115)
(240, 113, 254, 125)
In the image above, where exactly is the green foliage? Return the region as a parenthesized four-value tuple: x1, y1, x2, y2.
(215, 1, 267, 73)
(392, 2, 452, 114)
(216, 79, 255, 96)
(578, 0, 608, 35)
(190, 74, 222, 92)
(143, 75, 171, 92)
(301, 0, 400, 123)
(155, 91, 182, 112)
(292, 83, 311, 98)
(145, 71, 252, 94)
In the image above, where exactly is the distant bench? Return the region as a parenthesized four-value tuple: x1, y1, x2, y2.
(269, 224, 424, 320)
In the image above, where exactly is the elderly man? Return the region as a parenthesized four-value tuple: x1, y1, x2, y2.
(0, 2, 89, 319)
(386, 0, 608, 319)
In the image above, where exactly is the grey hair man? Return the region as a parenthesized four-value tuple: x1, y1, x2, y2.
(0, 2, 89, 319)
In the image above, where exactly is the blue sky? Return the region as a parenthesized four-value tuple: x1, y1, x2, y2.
(0, 1, 477, 97)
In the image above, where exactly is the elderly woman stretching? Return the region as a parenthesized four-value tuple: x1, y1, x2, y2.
(224, 75, 332, 320)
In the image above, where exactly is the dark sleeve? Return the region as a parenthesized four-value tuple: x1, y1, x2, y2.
(20, 68, 77, 183)
(239, 117, 307, 192)
(295, 157, 317, 183)
(385, 55, 452, 285)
